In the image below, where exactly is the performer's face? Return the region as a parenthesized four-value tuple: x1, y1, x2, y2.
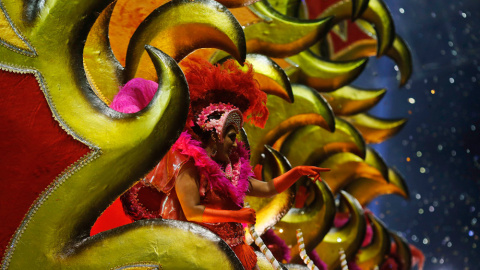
(215, 126, 238, 163)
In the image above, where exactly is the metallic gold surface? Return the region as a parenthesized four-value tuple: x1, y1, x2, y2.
(390, 232, 412, 270)
(0, 2, 36, 56)
(332, 27, 413, 87)
(288, 50, 368, 92)
(83, 1, 124, 104)
(279, 118, 366, 168)
(243, 0, 333, 58)
(356, 213, 391, 269)
(342, 113, 407, 144)
(343, 167, 409, 206)
(245, 84, 335, 166)
(245, 146, 295, 244)
(320, 85, 386, 116)
(319, 0, 395, 56)
(255, 251, 282, 270)
(267, 0, 302, 17)
(275, 181, 336, 263)
(218, 53, 294, 102)
(365, 146, 389, 180)
(125, 0, 246, 80)
(317, 151, 387, 195)
(314, 191, 366, 269)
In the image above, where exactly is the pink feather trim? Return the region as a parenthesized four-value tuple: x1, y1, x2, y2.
(110, 78, 158, 113)
(171, 131, 252, 206)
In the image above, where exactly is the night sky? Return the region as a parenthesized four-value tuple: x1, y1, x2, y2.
(353, 0, 480, 269)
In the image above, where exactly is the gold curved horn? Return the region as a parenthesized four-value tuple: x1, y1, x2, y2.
(276, 181, 336, 263)
(390, 231, 412, 270)
(83, 1, 124, 104)
(125, 0, 246, 80)
(279, 117, 366, 168)
(355, 213, 391, 269)
(321, 85, 386, 116)
(240, 0, 333, 58)
(314, 191, 366, 269)
(288, 50, 368, 92)
(245, 145, 295, 244)
(342, 113, 407, 144)
(246, 84, 335, 166)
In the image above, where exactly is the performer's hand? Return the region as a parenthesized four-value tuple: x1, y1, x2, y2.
(293, 166, 330, 182)
(236, 208, 256, 224)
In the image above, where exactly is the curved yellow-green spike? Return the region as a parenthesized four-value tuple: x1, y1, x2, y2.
(390, 232, 412, 270)
(4, 45, 212, 268)
(343, 167, 409, 206)
(288, 50, 368, 92)
(243, 0, 333, 58)
(320, 85, 386, 116)
(333, 25, 413, 87)
(246, 84, 335, 166)
(320, 0, 395, 56)
(279, 117, 366, 169)
(83, 1, 124, 104)
(267, 0, 302, 17)
(218, 53, 294, 102)
(342, 113, 407, 144)
(356, 213, 391, 269)
(217, 0, 260, 8)
(245, 145, 295, 244)
(125, 0, 246, 81)
(351, 0, 370, 20)
(275, 181, 336, 263)
(317, 152, 386, 195)
(365, 146, 389, 180)
(314, 191, 366, 269)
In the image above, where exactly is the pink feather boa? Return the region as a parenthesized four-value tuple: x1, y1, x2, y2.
(171, 131, 253, 206)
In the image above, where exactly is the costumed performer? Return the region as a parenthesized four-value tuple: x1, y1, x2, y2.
(111, 58, 329, 270)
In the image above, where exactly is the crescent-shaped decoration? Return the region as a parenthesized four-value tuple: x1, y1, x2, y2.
(317, 152, 387, 195)
(246, 84, 335, 166)
(320, 85, 386, 116)
(343, 167, 409, 206)
(342, 113, 407, 144)
(245, 145, 296, 244)
(287, 50, 368, 92)
(314, 191, 366, 269)
(241, 0, 333, 58)
(0, 1, 37, 56)
(125, 0, 246, 81)
(319, 0, 395, 56)
(279, 118, 366, 168)
(390, 231, 412, 270)
(355, 213, 391, 269)
(276, 181, 336, 264)
(83, 1, 124, 104)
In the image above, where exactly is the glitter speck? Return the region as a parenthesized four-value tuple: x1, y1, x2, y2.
(461, 12, 467, 18)
(408, 98, 416, 104)
(417, 151, 422, 157)
(415, 193, 421, 199)
(423, 238, 429, 244)
(471, 125, 476, 131)
(469, 230, 474, 237)
(420, 167, 426, 173)
(431, 89, 435, 94)
(449, 77, 455, 83)
(419, 208, 424, 214)
(399, 8, 405, 13)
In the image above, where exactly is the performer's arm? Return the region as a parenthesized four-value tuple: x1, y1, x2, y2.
(175, 160, 256, 224)
(247, 166, 330, 197)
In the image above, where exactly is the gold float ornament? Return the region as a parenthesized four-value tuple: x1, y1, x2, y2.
(342, 113, 407, 144)
(245, 84, 335, 166)
(279, 118, 365, 169)
(83, 1, 123, 104)
(318, 0, 395, 56)
(287, 50, 368, 92)
(316, 151, 387, 195)
(314, 191, 366, 269)
(320, 85, 386, 116)
(365, 146, 389, 180)
(275, 181, 336, 264)
(230, 0, 333, 58)
(245, 146, 296, 244)
(390, 231, 412, 270)
(218, 53, 294, 102)
(344, 167, 409, 206)
(125, 0, 246, 81)
(355, 213, 391, 269)
(331, 22, 413, 87)
(0, 2, 36, 56)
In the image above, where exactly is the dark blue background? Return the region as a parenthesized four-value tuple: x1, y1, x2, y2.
(353, 1, 480, 269)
